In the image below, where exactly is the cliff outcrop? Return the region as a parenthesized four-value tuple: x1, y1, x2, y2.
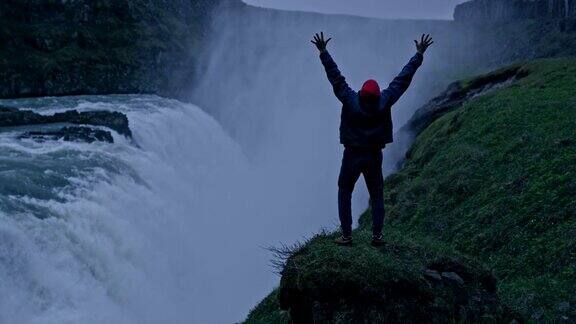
(0, 0, 227, 99)
(455, 0, 576, 21)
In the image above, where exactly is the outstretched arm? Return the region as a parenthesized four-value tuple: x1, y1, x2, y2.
(312, 32, 355, 105)
(382, 34, 434, 106)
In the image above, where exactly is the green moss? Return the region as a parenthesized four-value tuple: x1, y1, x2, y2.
(369, 57, 576, 320)
(247, 223, 510, 323)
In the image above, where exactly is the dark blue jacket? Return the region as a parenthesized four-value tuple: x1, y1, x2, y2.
(320, 50, 423, 149)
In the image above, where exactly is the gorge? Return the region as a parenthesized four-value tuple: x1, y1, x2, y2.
(0, 0, 574, 323)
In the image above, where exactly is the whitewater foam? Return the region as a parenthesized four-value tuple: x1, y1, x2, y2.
(0, 95, 266, 324)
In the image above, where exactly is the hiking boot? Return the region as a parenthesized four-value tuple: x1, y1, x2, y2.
(334, 235, 353, 246)
(371, 234, 385, 247)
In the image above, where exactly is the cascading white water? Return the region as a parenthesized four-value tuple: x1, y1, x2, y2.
(0, 95, 284, 323)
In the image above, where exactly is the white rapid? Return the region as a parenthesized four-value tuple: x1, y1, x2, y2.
(0, 95, 287, 323)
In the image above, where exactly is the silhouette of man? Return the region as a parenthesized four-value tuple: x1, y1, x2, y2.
(312, 32, 433, 246)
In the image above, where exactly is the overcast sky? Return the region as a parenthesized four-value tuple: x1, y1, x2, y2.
(242, 0, 468, 20)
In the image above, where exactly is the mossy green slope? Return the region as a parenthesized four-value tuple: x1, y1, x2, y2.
(379, 57, 576, 320)
(246, 58, 576, 323)
(247, 228, 512, 323)
(245, 289, 291, 324)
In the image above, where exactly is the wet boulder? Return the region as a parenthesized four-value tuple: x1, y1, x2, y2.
(20, 126, 114, 144)
(0, 106, 131, 137)
(268, 232, 519, 323)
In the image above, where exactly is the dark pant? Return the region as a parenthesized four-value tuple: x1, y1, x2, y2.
(338, 147, 385, 237)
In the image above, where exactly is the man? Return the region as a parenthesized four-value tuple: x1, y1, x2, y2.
(312, 32, 433, 246)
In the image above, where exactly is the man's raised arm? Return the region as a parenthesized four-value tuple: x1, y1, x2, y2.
(312, 32, 355, 105)
(382, 34, 434, 106)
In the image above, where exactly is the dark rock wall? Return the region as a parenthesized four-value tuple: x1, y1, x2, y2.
(0, 0, 227, 99)
(0, 0, 574, 101)
(452, 0, 576, 68)
(0, 106, 132, 137)
(455, 0, 576, 21)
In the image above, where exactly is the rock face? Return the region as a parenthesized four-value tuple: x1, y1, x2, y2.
(455, 0, 576, 22)
(405, 65, 528, 138)
(0, 106, 131, 137)
(245, 232, 517, 323)
(382, 65, 528, 171)
(20, 126, 114, 143)
(279, 257, 508, 323)
(0, 0, 228, 99)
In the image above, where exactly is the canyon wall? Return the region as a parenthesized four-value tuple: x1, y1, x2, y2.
(0, 0, 228, 99)
(455, 0, 576, 21)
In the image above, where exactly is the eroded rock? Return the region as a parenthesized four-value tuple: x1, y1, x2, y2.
(0, 106, 131, 137)
(424, 269, 442, 281)
(275, 235, 515, 323)
(455, 0, 576, 22)
(441, 271, 465, 286)
(20, 126, 114, 143)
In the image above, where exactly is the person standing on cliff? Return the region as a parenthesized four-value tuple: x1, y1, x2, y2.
(312, 32, 433, 246)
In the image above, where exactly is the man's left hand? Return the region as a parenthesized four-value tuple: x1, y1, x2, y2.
(312, 32, 332, 53)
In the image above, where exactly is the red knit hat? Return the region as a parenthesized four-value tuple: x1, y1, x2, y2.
(359, 79, 380, 98)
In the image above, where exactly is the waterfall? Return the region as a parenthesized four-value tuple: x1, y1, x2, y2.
(0, 95, 277, 323)
(0, 4, 466, 324)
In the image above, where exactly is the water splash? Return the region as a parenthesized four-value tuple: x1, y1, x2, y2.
(0, 95, 270, 323)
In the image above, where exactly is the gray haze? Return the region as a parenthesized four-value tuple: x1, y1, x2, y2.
(191, 4, 473, 322)
(243, 0, 468, 20)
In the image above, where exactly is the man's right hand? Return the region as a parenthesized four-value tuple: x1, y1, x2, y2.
(312, 32, 332, 53)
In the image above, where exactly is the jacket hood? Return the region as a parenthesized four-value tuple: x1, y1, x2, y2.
(359, 80, 381, 113)
(359, 79, 381, 98)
